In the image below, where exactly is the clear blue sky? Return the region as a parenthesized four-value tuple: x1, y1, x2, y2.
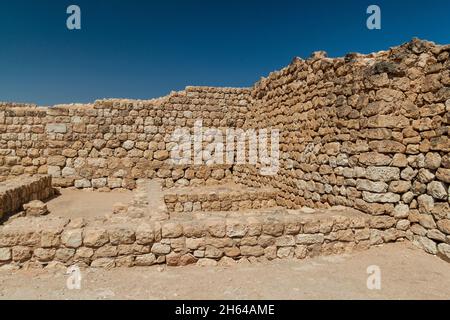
(1, 0, 449, 106)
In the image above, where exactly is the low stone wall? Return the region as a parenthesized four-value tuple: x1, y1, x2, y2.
(0, 208, 404, 269)
(164, 187, 278, 213)
(0, 175, 54, 219)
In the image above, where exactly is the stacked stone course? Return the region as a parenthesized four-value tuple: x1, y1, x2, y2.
(45, 87, 250, 190)
(0, 208, 400, 268)
(164, 185, 278, 213)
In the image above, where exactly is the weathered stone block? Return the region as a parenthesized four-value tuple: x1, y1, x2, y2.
(23, 200, 48, 217)
(427, 181, 447, 200)
(296, 234, 324, 245)
(151, 243, 171, 255)
(61, 229, 83, 248)
(0, 248, 11, 261)
(46, 123, 67, 133)
(356, 179, 388, 193)
(362, 192, 400, 203)
(83, 228, 109, 247)
(365, 166, 400, 182)
(239, 245, 264, 257)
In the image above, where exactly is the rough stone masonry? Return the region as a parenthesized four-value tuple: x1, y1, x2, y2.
(0, 38, 449, 268)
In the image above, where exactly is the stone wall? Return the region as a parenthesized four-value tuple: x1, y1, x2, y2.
(0, 175, 54, 219)
(164, 186, 278, 214)
(0, 103, 48, 181)
(45, 86, 250, 189)
(0, 207, 398, 269)
(234, 38, 450, 258)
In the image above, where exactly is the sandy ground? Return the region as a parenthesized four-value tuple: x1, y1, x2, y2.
(46, 189, 134, 219)
(0, 242, 449, 300)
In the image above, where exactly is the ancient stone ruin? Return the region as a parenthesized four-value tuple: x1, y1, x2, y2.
(0, 38, 449, 269)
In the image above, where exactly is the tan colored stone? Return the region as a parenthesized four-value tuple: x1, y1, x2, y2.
(61, 229, 83, 248)
(83, 228, 109, 247)
(23, 200, 48, 217)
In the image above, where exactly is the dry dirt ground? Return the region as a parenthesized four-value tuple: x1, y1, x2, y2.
(0, 242, 449, 300)
(46, 189, 134, 219)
